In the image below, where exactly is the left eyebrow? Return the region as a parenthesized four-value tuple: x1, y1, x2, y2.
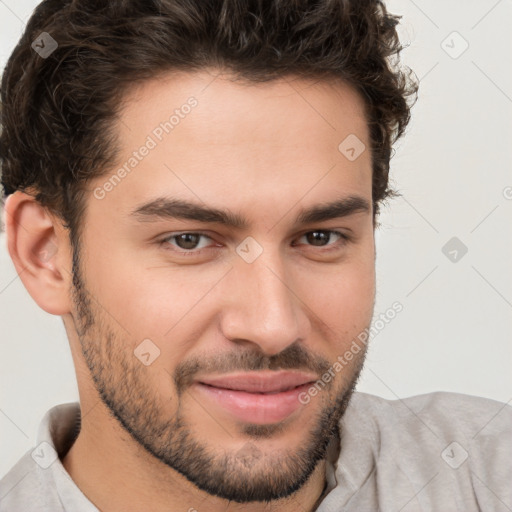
(294, 195, 371, 225)
(129, 194, 371, 229)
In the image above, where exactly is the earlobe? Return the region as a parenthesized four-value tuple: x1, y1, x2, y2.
(4, 191, 73, 316)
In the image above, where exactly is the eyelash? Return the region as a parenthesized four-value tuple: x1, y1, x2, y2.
(158, 230, 351, 256)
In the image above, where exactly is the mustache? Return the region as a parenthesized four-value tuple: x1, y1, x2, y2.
(174, 342, 332, 394)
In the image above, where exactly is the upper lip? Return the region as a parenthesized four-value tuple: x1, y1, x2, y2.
(197, 371, 317, 393)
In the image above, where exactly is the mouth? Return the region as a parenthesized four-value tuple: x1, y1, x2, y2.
(193, 371, 317, 424)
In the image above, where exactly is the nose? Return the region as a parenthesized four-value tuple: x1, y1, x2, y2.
(219, 247, 309, 356)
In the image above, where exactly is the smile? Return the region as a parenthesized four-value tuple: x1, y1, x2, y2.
(193, 371, 317, 424)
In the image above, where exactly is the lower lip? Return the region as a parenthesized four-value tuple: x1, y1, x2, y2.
(193, 382, 312, 424)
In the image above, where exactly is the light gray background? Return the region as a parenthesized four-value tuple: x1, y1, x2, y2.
(1, 0, 511, 479)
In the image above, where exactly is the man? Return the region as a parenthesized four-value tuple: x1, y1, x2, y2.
(0, 0, 510, 511)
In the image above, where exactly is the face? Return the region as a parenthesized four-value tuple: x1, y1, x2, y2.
(69, 70, 376, 502)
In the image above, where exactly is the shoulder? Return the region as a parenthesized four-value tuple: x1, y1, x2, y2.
(347, 390, 511, 425)
(0, 402, 82, 512)
(342, 390, 512, 452)
(0, 450, 48, 511)
(335, 391, 512, 509)
(345, 390, 512, 437)
(325, 391, 512, 510)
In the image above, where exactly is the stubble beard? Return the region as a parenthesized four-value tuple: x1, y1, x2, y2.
(70, 251, 367, 503)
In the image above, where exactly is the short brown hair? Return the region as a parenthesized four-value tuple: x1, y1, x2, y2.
(0, 0, 417, 247)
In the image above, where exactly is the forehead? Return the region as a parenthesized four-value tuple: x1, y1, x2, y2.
(120, 69, 369, 145)
(87, 70, 372, 223)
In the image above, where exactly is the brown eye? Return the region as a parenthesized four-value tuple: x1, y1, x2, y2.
(296, 230, 348, 248)
(174, 233, 202, 250)
(161, 232, 213, 252)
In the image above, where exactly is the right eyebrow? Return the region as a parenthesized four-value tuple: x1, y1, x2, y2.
(130, 197, 248, 229)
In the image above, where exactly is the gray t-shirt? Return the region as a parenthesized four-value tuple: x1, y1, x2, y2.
(1, 391, 510, 511)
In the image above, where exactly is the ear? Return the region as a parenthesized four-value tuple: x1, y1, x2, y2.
(4, 191, 73, 315)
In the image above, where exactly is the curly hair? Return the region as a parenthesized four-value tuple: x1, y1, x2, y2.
(0, 0, 417, 247)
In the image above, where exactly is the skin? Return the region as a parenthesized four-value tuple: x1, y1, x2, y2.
(5, 69, 376, 512)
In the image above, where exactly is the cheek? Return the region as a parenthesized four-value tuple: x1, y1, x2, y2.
(83, 232, 374, 356)
(296, 258, 375, 323)
(84, 246, 225, 352)
(292, 256, 375, 366)
(80, 245, 174, 338)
